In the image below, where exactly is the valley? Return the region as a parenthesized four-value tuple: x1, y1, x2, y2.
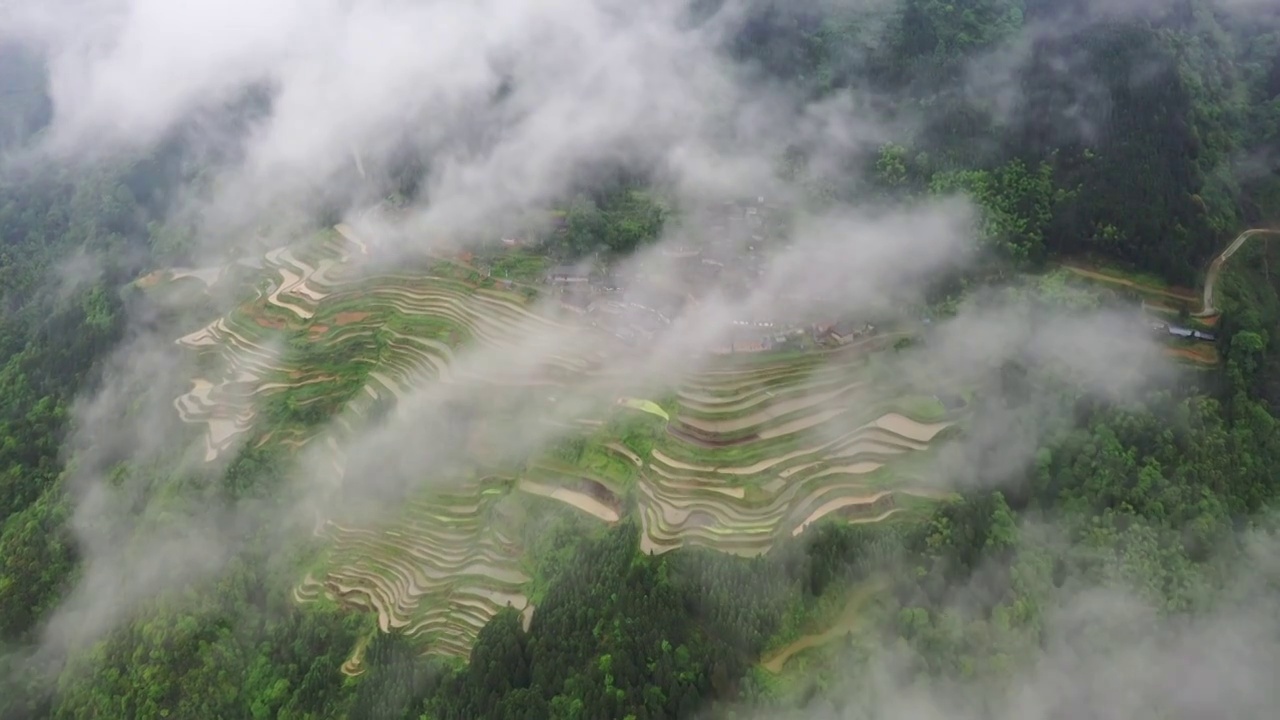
(156, 221, 969, 662)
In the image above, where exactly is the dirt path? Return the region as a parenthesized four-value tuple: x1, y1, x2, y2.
(170, 266, 225, 287)
(1061, 265, 1198, 303)
(1063, 228, 1277, 320)
(760, 582, 883, 673)
(1198, 229, 1279, 317)
(341, 635, 370, 677)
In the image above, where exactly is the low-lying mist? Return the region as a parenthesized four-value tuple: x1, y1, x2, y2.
(0, 0, 1272, 717)
(742, 518, 1280, 720)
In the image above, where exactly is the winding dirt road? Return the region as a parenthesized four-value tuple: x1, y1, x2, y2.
(759, 581, 884, 673)
(1197, 229, 1279, 317)
(1061, 265, 1198, 304)
(1063, 228, 1277, 319)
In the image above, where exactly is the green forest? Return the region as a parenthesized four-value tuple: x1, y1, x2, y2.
(3, 1, 1280, 719)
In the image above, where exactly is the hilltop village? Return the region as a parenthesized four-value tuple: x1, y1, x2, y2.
(449, 194, 1220, 365)
(461, 197, 889, 355)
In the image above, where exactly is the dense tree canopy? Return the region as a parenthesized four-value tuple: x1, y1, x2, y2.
(3, 1, 1280, 719)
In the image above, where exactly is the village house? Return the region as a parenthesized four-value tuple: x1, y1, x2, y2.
(660, 245, 701, 259)
(1153, 321, 1215, 342)
(624, 290, 685, 323)
(818, 320, 876, 346)
(830, 321, 859, 345)
(559, 291, 593, 315)
(732, 337, 772, 353)
(594, 273, 622, 292)
(546, 265, 590, 285)
(624, 303, 670, 326)
(592, 300, 627, 316)
(709, 340, 769, 355)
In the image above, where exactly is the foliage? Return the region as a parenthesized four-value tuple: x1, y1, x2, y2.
(0, 168, 154, 645)
(420, 521, 759, 719)
(930, 159, 1068, 265)
(37, 447, 371, 720)
(7, 3, 1280, 719)
(548, 185, 669, 259)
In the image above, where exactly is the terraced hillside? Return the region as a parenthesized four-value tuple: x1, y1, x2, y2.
(632, 346, 961, 557)
(293, 475, 535, 661)
(155, 226, 968, 660)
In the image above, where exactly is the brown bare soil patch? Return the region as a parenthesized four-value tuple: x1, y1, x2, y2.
(1061, 263, 1199, 302)
(573, 479, 623, 515)
(760, 581, 883, 673)
(256, 316, 287, 330)
(1142, 300, 1180, 314)
(1164, 345, 1219, 365)
(335, 311, 372, 326)
(135, 271, 164, 288)
(309, 324, 331, 340)
(519, 479, 620, 522)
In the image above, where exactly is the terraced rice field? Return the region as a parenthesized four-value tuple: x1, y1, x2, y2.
(162, 230, 568, 657)
(636, 357, 958, 557)
(296, 477, 535, 659)
(160, 225, 967, 659)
